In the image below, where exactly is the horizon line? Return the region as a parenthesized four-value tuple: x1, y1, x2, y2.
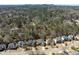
(0, 4, 79, 6)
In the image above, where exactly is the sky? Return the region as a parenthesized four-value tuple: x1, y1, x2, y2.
(0, 0, 79, 5)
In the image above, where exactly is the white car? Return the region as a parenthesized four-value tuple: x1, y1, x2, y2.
(74, 34, 79, 40)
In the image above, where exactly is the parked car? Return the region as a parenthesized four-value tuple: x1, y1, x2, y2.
(7, 42, 17, 50)
(0, 43, 6, 51)
(36, 39, 46, 46)
(28, 39, 36, 46)
(46, 39, 55, 46)
(74, 34, 79, 40)
(67, 35, 74, 41)
(61, 35, 68, 41)
(17, 41, 25, 47)
(56, 37, 64, 43)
